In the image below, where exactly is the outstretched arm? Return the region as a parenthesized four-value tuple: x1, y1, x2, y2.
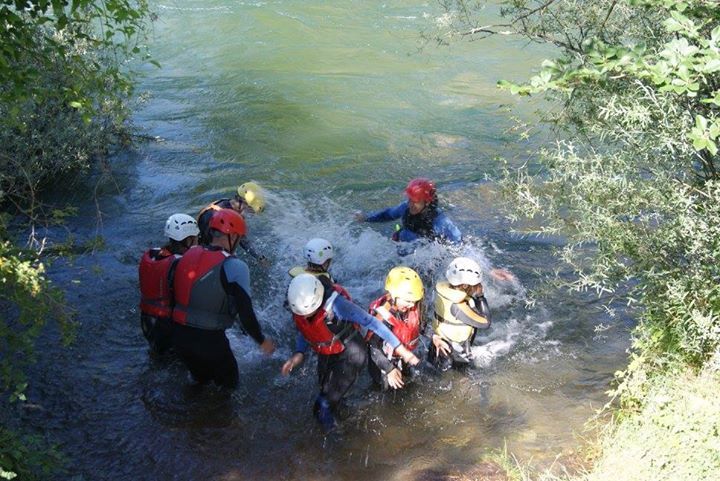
(434, 213, 462, 244)
(363, 202, 407, 223)
(333, 296, 400, 348)
(332, 296, 419, 365)
(222, 258, 267, 345)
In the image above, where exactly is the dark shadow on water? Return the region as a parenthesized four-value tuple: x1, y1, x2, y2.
(414, 462, 509, 481)
(140, 364, 236, 429)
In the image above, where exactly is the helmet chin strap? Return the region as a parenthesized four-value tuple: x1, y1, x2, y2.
(226, 234, 238, 252)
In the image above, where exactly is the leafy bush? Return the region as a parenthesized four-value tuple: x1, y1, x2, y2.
(0, 239, 73, 401)
(438, 0, 720, 406)
(0, 427, 64, 481)
(0, 1, 152, 478)
(0, 0, 152, 214)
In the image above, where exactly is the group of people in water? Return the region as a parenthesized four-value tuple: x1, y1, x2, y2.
(139, 178, 502, 432)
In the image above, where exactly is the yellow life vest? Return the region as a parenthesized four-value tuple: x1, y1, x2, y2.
(288, 266, 331, 280)
(433, 281, 475, 343)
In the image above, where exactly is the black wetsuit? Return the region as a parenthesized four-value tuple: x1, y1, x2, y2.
(172, 252, 265, 389)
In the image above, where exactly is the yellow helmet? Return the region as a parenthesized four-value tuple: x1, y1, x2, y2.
(385, 266, 424, 302)
(237, 182, 265, 213)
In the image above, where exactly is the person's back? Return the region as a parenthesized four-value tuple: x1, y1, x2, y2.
(138, 213, 199, 354)
(171, 208, 274, 389)
(172, 245, 235, 330)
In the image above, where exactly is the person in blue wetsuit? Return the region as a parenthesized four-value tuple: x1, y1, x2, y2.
(281, 273, 420, 432)
(355, 178, 462, 244)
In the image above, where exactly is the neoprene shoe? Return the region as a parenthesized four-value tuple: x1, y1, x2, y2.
(313, 395, 335, 432)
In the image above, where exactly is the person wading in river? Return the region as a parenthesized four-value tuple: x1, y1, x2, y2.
(366, 266, 426, 391)
(428, 257, 491, 371)
(281, 273, 420, 432)
(354, 177, 516, 282)
(287, 238, 351, 298)
(197, 181, 268, 264)
(354, 178, 462, 244)
(288, 237, 335, 280)
(139, 213, 199, 355)
(171, 208, 275, 389)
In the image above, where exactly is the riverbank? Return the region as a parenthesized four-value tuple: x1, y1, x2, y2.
(486, 360, 720, 481)
(585, 364, 720, 481)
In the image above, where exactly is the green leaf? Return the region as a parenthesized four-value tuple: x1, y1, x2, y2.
(706, 139, 718, 156)
(691, 132, 708, 151)
(664, 18, 682, 33)
(709, 120, 720, 140)
(695, 115, 708, 130)
(703, 59, 720, 73)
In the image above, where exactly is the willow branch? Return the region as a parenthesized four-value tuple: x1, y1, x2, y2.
(461, 0, 559, 37)
(598, 0, 618, 37)
(515, 0, 560, 23)
(461, 24, 514, 36)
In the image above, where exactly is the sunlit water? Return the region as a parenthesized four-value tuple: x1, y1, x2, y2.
(21, 1, 631, 480)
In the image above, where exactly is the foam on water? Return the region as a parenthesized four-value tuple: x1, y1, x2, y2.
(220, 189, 538, 375)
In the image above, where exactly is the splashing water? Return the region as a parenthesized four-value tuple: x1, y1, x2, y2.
(232, 190, 531, 375)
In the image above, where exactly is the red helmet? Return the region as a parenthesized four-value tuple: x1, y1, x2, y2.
(405, 178, 436, 203)
(209, 208, 246, 236)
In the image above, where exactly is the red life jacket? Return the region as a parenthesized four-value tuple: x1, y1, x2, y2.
(139, 248, 179, 319)
(172, 246, 235, 330)
(293, 283, 352, 355)
(369, 294, 421, 351)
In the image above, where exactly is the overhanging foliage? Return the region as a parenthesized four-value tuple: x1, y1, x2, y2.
(440, 0, 720, 407)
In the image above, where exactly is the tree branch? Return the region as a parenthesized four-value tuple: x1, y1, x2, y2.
(461, 24, 515, 37)
(461, 0, 562, 41)
(515, 0, 560, 24)
(599, 0, 619, 36)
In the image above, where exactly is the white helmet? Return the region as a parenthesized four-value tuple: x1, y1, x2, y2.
(164, 214, 200, 241)
(446, 257, 482, 287)
(287, 274, 324, 316)
(304, 238, 334, 265)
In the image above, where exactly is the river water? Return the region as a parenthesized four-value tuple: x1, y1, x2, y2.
(22, 1, 631, 480)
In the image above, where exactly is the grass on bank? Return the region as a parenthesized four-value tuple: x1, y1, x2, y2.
(584, 364, 720, 481)
(489, 361, 720, 481)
